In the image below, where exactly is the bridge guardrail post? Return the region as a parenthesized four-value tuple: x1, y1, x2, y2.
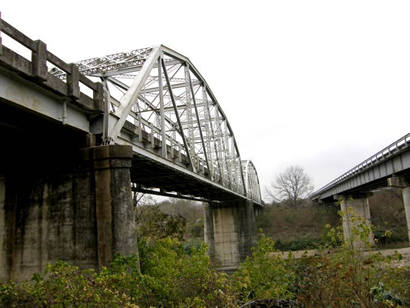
(67, 63, 80, 99)
(93, 83, 104, 112)
(32, 40, 47, 81)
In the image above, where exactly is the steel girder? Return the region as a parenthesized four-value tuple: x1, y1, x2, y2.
(52, 45, 261, 202)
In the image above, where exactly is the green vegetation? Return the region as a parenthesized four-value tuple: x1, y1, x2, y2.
(233, 235, 295, 304)
(0, 239, 236, 308)
(294, 210, 410, 307)
(1, 214, 410, 307)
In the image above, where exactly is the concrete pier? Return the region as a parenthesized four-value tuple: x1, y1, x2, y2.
(82, 145, 137, 267)
(0, 144, 137, 282)
(338, 194, 374, 249)
(204, 200, 256, 270)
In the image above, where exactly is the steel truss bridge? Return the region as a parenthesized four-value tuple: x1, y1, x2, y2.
(0, 18, 262, 205)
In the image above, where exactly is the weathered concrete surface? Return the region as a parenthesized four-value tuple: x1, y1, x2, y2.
(82, 145, 137, 267)
(339, 195, 375, 249)
(1, 169, 98, 281)
(0, 143, 137, 282)
(204, 200, 256, 270)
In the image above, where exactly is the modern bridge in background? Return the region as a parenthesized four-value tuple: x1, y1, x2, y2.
(311, 133, 410, 248)
(0, 18, 262, 281)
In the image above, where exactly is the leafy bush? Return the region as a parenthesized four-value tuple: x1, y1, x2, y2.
(0, 261, 138, 308)
(233, 235, 296, 305)
(0, 238, 236, 308)
(293, 208, 410, 308)
(137, 238, 236, 307)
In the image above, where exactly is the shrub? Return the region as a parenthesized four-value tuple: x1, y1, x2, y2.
(0, 261, 138, 308)
(0, 238, 236, 308)
(137, 238, 236, 307)
(294, 208, 410, 308)
(233, 235, 296, 305)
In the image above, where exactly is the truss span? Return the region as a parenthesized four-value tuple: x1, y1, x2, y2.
(242, 160, 262, 204)
(51, 45, 261, 204)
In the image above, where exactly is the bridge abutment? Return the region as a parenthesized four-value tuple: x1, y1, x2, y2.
(204, 200, 256, 271)
(0, 143, 137, 282)
(337, 194, 374, 249)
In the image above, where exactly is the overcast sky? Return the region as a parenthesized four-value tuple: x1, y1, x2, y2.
(2, 1, 410, 198)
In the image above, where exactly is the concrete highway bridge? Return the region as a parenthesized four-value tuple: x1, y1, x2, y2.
(311, 133, 410, 248)
(0, 18, 262, 281)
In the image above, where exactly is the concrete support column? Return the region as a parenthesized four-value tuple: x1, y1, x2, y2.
(83, 145, 137, 268)
(204, 199, 256, 271)
(338, 194, 374, 249)
(388, 176, 410, 243)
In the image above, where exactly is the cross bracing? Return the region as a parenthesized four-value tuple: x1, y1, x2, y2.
(51, 45, 261, 202)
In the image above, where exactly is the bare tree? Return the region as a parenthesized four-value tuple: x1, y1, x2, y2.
(266, 166, 314, 206)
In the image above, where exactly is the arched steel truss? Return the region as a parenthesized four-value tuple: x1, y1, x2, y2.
(242, 160, 262, 204)
(53, 45, 261, 202)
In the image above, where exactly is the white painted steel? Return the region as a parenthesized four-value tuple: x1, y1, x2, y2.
(66, 45, 261, 203)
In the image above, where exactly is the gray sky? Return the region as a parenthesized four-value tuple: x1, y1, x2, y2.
(2, 0, 410, 198)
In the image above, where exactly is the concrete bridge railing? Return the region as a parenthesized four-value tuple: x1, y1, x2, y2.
(0, 17, 104, 115)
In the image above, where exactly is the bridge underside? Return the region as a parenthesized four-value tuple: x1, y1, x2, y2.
(131, 156, 247, 202)
(0, 99, 87, 171)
